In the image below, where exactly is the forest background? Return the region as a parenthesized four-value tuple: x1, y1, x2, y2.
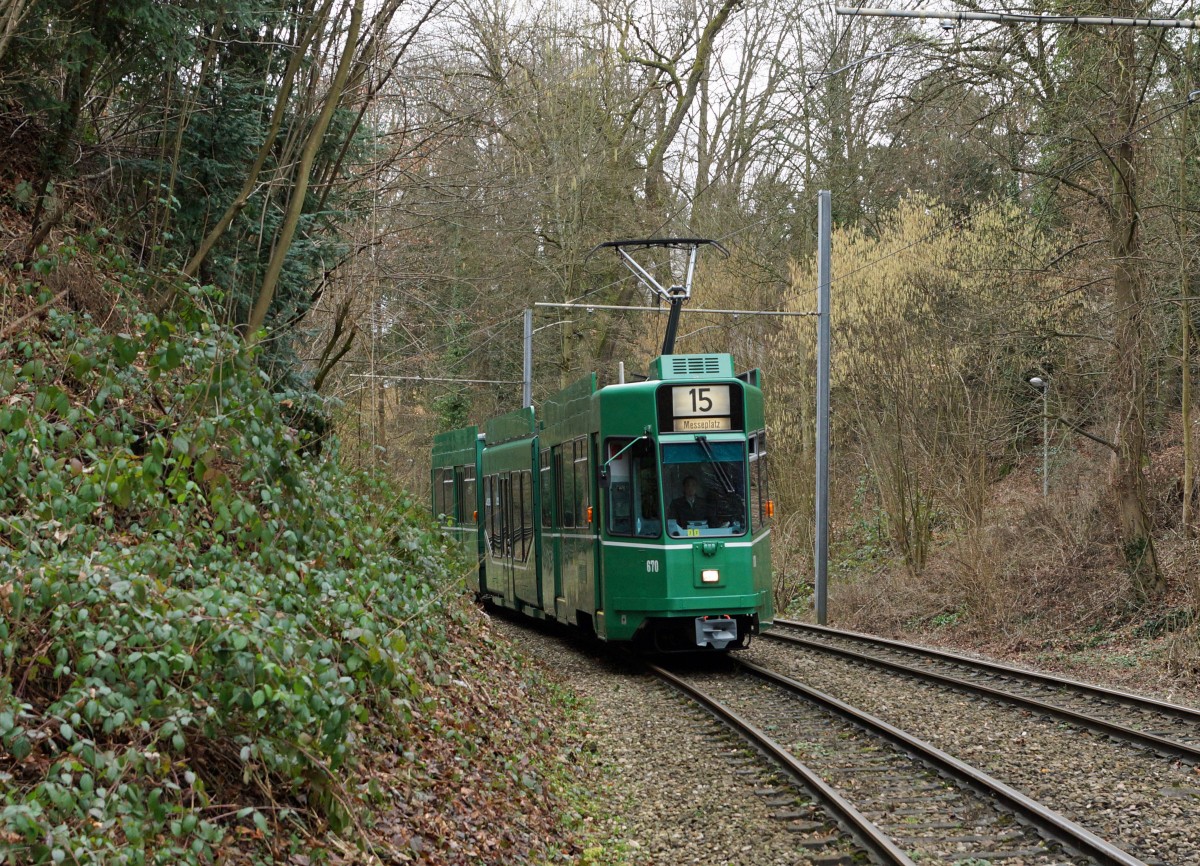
(2, 0, 1199, 670)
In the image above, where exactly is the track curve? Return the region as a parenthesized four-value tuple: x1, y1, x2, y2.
(768, 619, 1200, 763)
(648, 656, 1148, 866)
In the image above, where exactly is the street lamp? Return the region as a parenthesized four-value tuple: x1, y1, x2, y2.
(1029, 377, 1048, 497)
(525, 314, 577, 408)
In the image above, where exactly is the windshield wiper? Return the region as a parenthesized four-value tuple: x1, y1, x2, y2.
(696, 436, 736, 494)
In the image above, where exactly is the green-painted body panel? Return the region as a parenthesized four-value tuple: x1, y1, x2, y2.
(596, 382, 661, 434)
(431, 425, 478, 465)
(647, 353, 735, 380)
(596, 531, 773, 640)
(540, 374, 597, 438)
(485, 407, 535, 445)
(753, 531, 773, 627)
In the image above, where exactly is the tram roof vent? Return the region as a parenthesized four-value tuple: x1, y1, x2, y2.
(648, 353, 735, 380)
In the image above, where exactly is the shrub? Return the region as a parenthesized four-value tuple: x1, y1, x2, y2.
(0, 265, 464, 864)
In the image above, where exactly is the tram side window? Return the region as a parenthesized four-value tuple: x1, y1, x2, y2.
(484, 475, 496, 552)
(519, 469, 534, 561)
(750, 431, 771, 531)
(491, 474, 506, 556)
(604, 437, 661, 538)
(432, 468, 445, 518)
(539, 450, 552, 529)
(500, 473, 512, 557)
(454, 467, 464, 523)
(435, 468, 453, 523)
(443, 469, 457, 523)
(463, 464, 476, 524)
(510, 472, 522, 559)
(573, 437, 589, 528)
(556, 445, 575, 528)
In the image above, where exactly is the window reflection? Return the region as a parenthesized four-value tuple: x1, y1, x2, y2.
(605, 437, 660, 538)
(661, 440, 747, 538)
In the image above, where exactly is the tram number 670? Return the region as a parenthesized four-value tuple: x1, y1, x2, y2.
(645, 559, 660, 573)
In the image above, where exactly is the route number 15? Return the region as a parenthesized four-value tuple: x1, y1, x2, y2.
(671, 384, 730, 418)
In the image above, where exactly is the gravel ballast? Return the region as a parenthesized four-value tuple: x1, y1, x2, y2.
(490, 608, 1200, 865)
(490, 614, 817, 866)
(747, 638, 1200, 866)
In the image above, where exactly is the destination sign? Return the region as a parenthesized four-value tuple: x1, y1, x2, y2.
(671, 385, 731, 418)
(657, 382, 743, 433)
(675, 417, 732, 432)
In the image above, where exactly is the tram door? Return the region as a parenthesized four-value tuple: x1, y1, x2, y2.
(512, 466, 539, 609)
(561, 436, 598, 626)
(491, 473, 515, 602)
(588, 433, 600, 616)
(548, 445, 566, 621)
(539, 449, 557, 613)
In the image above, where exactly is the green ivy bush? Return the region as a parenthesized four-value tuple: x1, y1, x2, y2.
(0, 260, 464, 864)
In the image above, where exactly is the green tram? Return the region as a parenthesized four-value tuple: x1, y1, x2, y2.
(431, 351, 774, 651)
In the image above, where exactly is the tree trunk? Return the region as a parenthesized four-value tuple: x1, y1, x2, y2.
(0, 0, 32, 66)
(246, 0, 363, 336)
(1107, 21, 1163, 600)
(641, 0, 742, 208)
(183, 0, 329, 281)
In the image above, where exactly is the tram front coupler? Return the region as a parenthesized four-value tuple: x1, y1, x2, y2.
(695, 614, 738, 650)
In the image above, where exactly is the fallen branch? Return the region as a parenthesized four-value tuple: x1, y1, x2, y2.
(0, 288, 70, 340)
(1051, 415, 1118, 453)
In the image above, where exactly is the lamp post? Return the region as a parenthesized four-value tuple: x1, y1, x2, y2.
(1029, 377, 1048, 497)
(524, 312, 577, 407)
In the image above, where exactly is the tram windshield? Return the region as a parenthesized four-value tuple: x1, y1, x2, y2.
(662, 439, 747, 538)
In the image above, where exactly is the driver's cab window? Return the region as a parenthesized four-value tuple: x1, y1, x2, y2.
(604, 437, 660, 538)
(661, 440, 748, 538)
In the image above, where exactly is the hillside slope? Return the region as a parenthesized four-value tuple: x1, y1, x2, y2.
(0, 246, 607, 864)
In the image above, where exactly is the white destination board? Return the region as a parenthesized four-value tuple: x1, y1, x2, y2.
(675, 416, 732, 431)
(671, 385, 731, 417)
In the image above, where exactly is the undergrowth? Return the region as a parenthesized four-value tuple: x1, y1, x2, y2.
(0, 244, 466, 864)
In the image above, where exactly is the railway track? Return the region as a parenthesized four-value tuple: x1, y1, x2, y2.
(766, 619, 1200, 763)
(651, 658, 1149, 866)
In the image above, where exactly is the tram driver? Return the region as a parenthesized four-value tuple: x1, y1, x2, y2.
(668, 475, 734, 534)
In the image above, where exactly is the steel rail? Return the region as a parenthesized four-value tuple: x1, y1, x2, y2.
(645, 662, 919, 866)
(734, 658, 1149, 866)
(765, 627, 1200, 762)
(774, 619, 1200, 722)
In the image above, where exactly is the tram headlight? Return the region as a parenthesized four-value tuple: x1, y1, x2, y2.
(701, 569, 720, 583)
